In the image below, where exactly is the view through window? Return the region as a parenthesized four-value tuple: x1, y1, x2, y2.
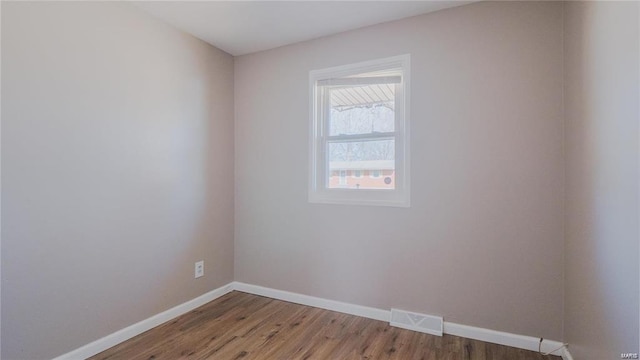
(326, 78, 398, 190)
(309, 55, 410, 207)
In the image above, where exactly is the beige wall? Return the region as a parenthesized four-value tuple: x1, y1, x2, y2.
(5, 1, 637, 358)
(563, 1, 640, 358)
(235, 1, 564, 340)
(1, 2, 234, 359)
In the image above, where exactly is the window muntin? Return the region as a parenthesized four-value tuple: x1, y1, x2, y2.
(309, 55, 410, 207)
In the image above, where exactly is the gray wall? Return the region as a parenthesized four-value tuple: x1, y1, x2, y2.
(563, 1, 640, 359)
(1, 2, 234, 359)
(234, 1, 564, 340)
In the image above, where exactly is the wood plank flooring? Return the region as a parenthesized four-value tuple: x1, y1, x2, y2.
(90, 291, 560, 360)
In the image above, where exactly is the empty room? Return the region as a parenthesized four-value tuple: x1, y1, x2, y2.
(1, 1, 638, 359)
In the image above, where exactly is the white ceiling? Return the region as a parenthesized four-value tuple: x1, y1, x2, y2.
(134, 1, 477, 56)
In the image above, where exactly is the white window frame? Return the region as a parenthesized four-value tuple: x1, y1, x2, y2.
(370, 170, 381, 179)
(308, 54, 410, 207)
(353, 170, 363, 178)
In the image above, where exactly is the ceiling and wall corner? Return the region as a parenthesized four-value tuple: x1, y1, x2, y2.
(133, 1, 478, 56)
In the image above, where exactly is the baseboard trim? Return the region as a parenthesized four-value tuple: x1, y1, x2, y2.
(444, 322, 565, 356)
(232, 282, 390, 322)
(52, 282, 234, 360)
(53, 281, 568, 359)
(234, 282, 566, 357)
(562, 347, 574, 360)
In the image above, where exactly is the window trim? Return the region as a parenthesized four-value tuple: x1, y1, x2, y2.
(308, 54, 411, 207)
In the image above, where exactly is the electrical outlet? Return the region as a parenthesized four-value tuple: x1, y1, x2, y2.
(195, 261, 204, 278)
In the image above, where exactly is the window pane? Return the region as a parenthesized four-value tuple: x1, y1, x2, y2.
(327, 140, 395, 190)
(329, 87, 395, 136)
(310, 55, 409, 206)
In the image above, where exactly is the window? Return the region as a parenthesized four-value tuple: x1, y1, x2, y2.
(309, 55, 410, 207)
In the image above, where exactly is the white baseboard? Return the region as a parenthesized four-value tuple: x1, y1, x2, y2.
(562, 347, 574, 360)
(234, 281, 566, 357)
(52, 282, 234, 360)
(54, 281, 568, 359)
(444, 322, 566, 356)
(232, 281, 390, 322)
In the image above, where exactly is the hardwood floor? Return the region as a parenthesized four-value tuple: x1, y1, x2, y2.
(90, 291, 560, 360)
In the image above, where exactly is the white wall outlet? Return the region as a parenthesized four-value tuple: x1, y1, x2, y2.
(194, 261, 204, 278)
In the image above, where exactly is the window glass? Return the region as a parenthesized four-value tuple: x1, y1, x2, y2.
(309, 55, 410, 207)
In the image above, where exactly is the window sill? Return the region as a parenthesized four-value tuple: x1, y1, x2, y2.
(308, 191, 410, 208)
